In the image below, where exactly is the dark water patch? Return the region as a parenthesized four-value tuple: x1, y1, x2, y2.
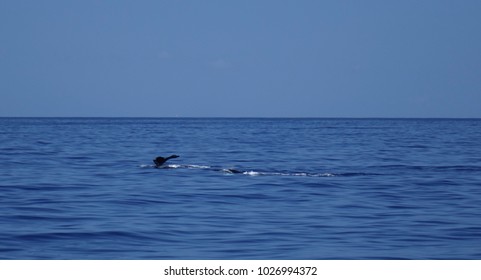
(15, 230, 156, 243)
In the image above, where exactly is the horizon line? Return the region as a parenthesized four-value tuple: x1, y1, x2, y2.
(1, 116, 480, 120)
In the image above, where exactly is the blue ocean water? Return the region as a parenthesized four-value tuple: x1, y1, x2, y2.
(1, 118, 480, 259)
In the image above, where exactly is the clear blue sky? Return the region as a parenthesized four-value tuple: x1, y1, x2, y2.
(1, 0, 480, 117)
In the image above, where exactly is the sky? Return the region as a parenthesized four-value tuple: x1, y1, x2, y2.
(1, 0, 480, 117)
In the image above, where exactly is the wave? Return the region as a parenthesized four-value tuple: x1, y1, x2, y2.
(139, 164, 368, 177)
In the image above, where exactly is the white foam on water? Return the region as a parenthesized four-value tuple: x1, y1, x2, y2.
(243, 171, 261, 176)
(292, 172, 309, 176)
(187, 164, 211, 169)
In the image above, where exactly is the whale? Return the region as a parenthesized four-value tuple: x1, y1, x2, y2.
(152, 155, 246, 174)
(153, 155, 179, 167)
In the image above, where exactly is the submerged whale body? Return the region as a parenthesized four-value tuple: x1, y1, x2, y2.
(225, 168, 242, 174)
(153, 155, 179, 167)
(148, 157, 342, 177)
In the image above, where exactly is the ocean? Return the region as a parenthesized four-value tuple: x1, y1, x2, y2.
(0, 118, 480, 259)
